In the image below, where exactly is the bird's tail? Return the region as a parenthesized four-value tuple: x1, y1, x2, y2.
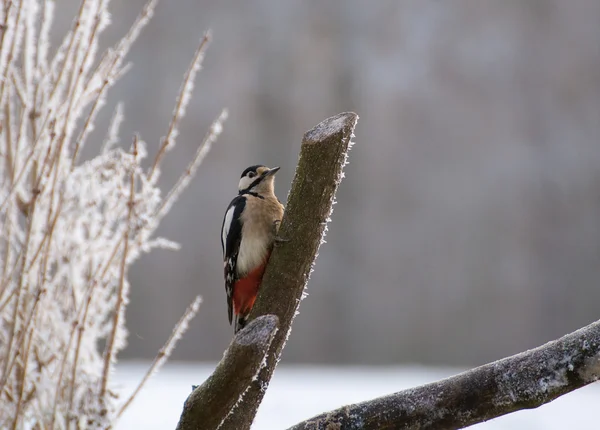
(234, 314, 247, 333)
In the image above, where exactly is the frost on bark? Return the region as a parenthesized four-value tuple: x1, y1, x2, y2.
(172, 113, 600, 430)
(175, 315, 279, 430)
(175, 112, 359, 430)
(289, 318, 600, 430)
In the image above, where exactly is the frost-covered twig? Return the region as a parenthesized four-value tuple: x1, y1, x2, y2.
(149, 31, 211, 182)
(288, 318, 600, 430)
(0, 1, 222, 427)
(156, 108, 228, 221)
(118, 295, 203, 418)
(175, 315, 279, 430)
(101, 102, 124, 154)
(100, 135, 137, 402)
(71, 0, 158, 169)
(175, 113, 358, 430)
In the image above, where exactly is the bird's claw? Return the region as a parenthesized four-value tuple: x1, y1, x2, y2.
(273, 220, 289, 243)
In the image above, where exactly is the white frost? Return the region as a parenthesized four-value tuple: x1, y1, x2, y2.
(0, 1, 221, 428)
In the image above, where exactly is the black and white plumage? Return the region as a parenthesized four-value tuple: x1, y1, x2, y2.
(220, 165, 284, 333)
(221, 195, 245, 324)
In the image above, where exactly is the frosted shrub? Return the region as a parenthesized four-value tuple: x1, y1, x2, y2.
(0, 1, 226, 428)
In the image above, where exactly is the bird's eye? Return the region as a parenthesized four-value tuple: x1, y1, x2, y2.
(248, 172, 256, 178)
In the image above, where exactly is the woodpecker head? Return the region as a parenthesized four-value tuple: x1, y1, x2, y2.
(238, 165, 280, 195)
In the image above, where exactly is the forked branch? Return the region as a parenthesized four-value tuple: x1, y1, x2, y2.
(175, 112, 358, 430)
(175, 315, 279, 430)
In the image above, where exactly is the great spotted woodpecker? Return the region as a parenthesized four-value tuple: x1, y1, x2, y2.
(221, 165, 284, 333)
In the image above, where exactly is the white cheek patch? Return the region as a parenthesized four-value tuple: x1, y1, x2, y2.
(238, 176, 253, 190)
(222, 205, 236, 251)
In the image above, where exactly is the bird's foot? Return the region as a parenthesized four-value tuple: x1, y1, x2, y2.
(273, 219, 289, 243)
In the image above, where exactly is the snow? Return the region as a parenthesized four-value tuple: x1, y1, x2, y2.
(115, 361, 600, 430)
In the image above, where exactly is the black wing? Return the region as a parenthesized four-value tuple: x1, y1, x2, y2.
(221, 195, 246, 324)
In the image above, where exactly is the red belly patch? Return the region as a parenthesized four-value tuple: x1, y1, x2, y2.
(233, 261, 268, 316)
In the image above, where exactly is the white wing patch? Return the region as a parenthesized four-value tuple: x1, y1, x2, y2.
(222, 205, 236, 254)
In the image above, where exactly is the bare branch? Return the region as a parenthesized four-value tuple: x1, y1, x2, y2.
(288, 319, 600, 430)
(175, 315, 279, 430)
(172, 112, 358, 429)
(156, 108, 228, 222)
(220, 112, 358, 429)
(150, 31, 211, 181)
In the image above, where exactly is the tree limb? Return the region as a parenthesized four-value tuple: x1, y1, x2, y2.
(174, 111, 599, 430)
(174, 112, 358, 430)
(175, 315, 279, 430)
(220, 112, 359, 429)
(288, 318, 600, 430)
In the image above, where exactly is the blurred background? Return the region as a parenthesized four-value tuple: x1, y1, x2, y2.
(58, 0, 600, 368)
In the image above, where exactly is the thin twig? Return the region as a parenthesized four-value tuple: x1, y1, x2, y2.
(49, 231, 126, 429)
(3, 96, 14, 193)
(67, 0, 107, 167)
(0, 190, 38, 401)
(117, 295, 202, 418)
(36, 0, 55, 76)
(0, 0, 23, 108)
(0, 2, 14, 94)
(56, 0, 108, 177)
(156, 108, 227, 221)
(0, 256, 44, 406)
(65, 262, 92, 429)
(0, 108, 53, 214)
(9, 67, 27, 107)
(100, 102, 123, 154)
(149, 31, 211, 181)
(22, 0, 37, 101)
(46, 0, 87, 104)
(0, 97, 15, 306)
(83, 0, 157, 91)
(100, 135, 137, 399)
(49, 303, 82, 430)
(0, 270, 18, 313)
(3, 286, 43, 400)
(11, 316, 35, 430)
(71, 0, 158, 169)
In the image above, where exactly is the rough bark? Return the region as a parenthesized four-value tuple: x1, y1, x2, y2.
(175, 110, 600, 430)
(220, 112, 359, 429)
(288, 318, 600, 430)
(175, 315, 279, 430)
(175, 112, 358, 430)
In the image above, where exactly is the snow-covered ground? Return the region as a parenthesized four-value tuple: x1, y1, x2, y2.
(115, 362, 600, 429)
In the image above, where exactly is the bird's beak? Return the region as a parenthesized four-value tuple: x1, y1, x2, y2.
(264, 166, 280, 177)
